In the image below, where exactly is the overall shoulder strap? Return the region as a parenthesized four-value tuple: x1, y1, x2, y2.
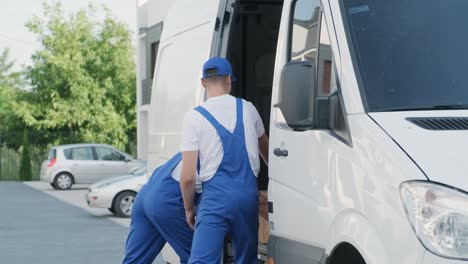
(170, 152, 199, 174)
(194, 106, 231, 135)
(166, 152, 182, 172)
(233, 97, 244, 135)
(150, 152, 181, 180)
(169, 152, 199, 174)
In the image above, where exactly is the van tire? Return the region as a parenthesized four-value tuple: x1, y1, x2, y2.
(53, 173, 74, 190)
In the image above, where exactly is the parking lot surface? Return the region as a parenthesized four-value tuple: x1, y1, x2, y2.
(0, 182, 164, 264)
(24, 181, 131, 227)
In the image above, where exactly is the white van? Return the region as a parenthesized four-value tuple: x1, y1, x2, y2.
(148, 0, 468, 263)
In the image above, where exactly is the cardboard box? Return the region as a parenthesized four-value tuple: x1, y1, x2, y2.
(258, 191, 269, 244)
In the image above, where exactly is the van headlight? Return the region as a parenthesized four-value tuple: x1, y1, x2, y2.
(400, 181, 468, 260)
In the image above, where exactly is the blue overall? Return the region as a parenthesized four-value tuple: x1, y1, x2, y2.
(189, 98, 259, 264)
(123, 153, 197, 264)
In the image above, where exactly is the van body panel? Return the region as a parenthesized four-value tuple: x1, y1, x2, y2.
(148, 0, 227, 173)
(423, 251, 467, 264)
(269, 110, 426, 262)
(326, 208, 425, 264)
(370, 110, 468, 192)
(161, 0, 222, 41)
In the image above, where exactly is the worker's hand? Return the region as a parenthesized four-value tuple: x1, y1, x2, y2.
(185, 208, 196, 230)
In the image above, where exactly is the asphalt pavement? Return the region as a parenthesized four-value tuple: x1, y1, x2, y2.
(0, 182, 165, 264)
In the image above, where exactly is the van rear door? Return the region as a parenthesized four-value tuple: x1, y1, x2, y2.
(148, 0, 232, 172)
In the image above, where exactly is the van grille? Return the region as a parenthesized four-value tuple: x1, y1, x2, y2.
(407, 117, 468, 130)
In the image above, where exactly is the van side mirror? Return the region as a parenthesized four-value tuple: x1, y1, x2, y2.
(277, 61, 316, 131)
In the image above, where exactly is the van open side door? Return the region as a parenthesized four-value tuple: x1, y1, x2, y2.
(148, 0, 232, 172)
(148, 0, 232, 262)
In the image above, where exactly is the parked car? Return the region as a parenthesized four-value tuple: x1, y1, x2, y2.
(86, 166, 147, 218)
(40, 143, 145, 190)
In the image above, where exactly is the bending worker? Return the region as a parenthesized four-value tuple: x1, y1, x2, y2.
(123, 153, 202, 264)
(180, 57, 269, 264)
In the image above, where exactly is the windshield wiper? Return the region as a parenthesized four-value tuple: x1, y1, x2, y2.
(378, 104, 468, 112)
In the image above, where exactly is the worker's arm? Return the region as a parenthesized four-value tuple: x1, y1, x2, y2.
(258, 133, 269, 165)
(180, 150, 198, 229)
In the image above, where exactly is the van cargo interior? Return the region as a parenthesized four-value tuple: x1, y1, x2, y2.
(226, 0, 284, 190)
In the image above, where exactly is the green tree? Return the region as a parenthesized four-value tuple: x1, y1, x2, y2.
(19, 129, 33, 181)
(13, 2, 136, 150)
(0, 48, 24, 89)
(0, 49, 25, 137)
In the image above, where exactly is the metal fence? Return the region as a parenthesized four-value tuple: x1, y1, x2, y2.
(0, 131, 136, 181)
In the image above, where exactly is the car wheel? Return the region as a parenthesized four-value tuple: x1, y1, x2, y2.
(113, 191, 136, 218)
(108, 207, 115, 214)
(53, 173, 73, 190)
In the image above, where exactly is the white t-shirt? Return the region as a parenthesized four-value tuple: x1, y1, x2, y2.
(181, 94, 265, 182)
(171, 163, 203, 194)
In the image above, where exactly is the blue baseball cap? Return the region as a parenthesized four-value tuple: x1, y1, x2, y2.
(202, 57, 237, 81)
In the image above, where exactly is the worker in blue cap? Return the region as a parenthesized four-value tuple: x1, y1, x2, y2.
(123, 153, 203, 264)
(180, 57, 269, 264)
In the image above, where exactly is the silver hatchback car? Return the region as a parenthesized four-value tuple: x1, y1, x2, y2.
(40, 143, 145, 190)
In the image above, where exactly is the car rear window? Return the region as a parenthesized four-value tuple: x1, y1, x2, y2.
(48, 149, 57, 161)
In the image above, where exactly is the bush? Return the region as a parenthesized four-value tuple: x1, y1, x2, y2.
(19, 130, 32, 181)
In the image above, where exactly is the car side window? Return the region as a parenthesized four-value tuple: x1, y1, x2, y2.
(95, 147, 126, 161)
(64, 147, 94, 161)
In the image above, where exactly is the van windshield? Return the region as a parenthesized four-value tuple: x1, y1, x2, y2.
(341, 0, 468, 112)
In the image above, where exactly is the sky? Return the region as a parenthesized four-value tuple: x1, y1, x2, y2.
(0, 0, 137, 71)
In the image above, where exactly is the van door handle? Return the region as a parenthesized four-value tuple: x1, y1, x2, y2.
(273, 148, 288, 157)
